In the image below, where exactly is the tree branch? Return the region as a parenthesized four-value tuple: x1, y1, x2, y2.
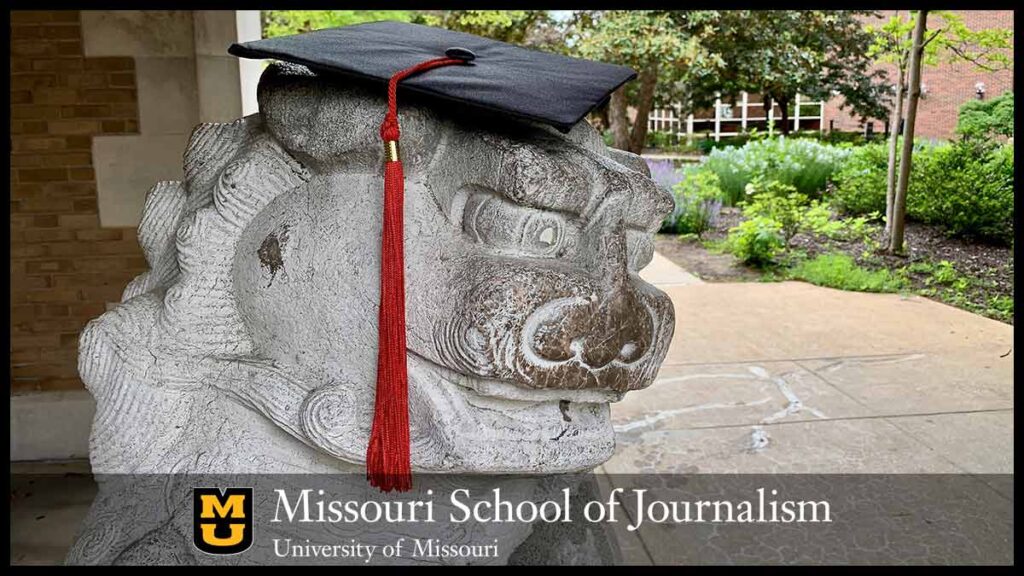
(921, 27, 945, 48)
(944, 44, 1011, 72)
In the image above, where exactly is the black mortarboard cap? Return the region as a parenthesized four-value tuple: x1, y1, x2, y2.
(228, 20, 636, 132)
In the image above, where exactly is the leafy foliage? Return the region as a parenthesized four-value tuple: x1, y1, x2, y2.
(828, 139, 1014, 245)
(569, 11, 720, 152)
(908, 141, 1014, 244)
(725, 216, 784, 266)
(415, 10, 563, 49)
(647, 129, 869, 156)
(740, 177, 867, 249)
(703, 137, 851, 205)
(956, 90, 1014, 141)
(262, 10, 562, 48)
(906, 259, 1013, 323)
(987, 295, 1014, 322)
(831, 143, 889, 216)
(262, 10, 416, 37)
(740, 180, 808, 247)
(925, 11, 1014, 71)
(788, 253, 907, 292)
(867, 10, 1013, 253)
(662, 169, 723, 237)
(697, 10, 892, 134)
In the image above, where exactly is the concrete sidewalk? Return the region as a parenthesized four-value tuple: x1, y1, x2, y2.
(608, 255, 1014, 563)
(627, 259, 1014, 476)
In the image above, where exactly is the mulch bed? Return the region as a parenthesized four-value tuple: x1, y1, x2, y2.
(656, 209, 1014, 324)
(654, 208, 759, 282)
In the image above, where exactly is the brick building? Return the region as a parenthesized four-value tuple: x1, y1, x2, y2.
(10, 10, 262, 460)
(824, 10, 1014, 139)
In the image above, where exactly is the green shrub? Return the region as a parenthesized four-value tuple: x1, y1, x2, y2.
(685, 130, 864, 156)
(805, 203, 876, 242)
(788, 253, 907, 293)
(664, 168, 723, 237)
(704, 137, 851, 205)
(646, 130, 679, 150)
(695, 133, 755, 154)
(819, 131, 868, 146)
(831, 143, 889, 217)
(740, 179, 809, 247)
(725, 216, 784, 266)
(908, 141, 1014, 244)
(956, 91, 1014, 141)
(830, 139, 1014, 244)
(930, 260, 959, 286)
(987, 295, 1014, 321)
(742, 177, 799, 200)
(740, 178, 867, 246)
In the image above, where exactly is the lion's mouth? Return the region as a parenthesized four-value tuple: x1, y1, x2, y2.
(298, 350, 624, 469)
(404, 351, 617, 472)
(408, 350, 625, 404)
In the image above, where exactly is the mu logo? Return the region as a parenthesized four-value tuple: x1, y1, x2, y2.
(193, 487, 254, 555)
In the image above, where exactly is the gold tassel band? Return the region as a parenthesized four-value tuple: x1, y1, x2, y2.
(385, 140, 400, 162)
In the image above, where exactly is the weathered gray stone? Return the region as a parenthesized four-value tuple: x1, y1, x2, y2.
(68, 62, 674, 564)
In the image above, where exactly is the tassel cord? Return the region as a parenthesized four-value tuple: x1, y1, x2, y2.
(367, 56, 468, 493)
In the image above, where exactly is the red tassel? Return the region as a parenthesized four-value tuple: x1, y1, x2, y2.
(367, 56, 467, 492)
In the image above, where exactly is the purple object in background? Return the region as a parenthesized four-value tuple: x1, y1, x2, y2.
(644, 158, 685, 191)
(644, 157, 722, 235)
(645, 158, 684, 232)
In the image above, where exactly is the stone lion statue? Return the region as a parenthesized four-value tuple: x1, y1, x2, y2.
(67, 62, 674, 565)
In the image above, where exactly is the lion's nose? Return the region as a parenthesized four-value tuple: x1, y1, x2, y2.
(525, 289, 652, 369)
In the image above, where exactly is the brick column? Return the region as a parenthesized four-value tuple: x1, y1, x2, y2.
(10, 10, 147, 392)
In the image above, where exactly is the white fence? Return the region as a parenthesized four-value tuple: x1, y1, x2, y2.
(649, 92, 825, 142)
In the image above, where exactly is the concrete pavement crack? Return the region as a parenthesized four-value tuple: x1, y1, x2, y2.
(645, 407, 1014, 433)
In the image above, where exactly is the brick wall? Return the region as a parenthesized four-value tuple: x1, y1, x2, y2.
(824, 10, 1014, 139)
(10, 10, 147, 393)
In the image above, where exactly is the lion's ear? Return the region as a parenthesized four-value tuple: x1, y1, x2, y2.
(258, 63, 446, 169)
(606, 148, 651, 178)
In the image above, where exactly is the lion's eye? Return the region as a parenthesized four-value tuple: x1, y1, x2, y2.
(522, 216, 561, 256)
(538, 226, 556, 245)
(462, 191, 576, 258)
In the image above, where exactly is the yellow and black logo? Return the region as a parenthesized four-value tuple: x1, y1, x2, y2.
(193, 487, 254, 555)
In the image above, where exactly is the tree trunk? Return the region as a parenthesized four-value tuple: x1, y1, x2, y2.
(596, 105, 611, 133)
(608, 86, 631, 152)
(628, 65, 659, 154)
(777, 96, 791, 136)
(884, 64, 906, 236)
(889, 10, 928, 254)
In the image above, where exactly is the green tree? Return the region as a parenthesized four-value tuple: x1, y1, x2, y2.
(261, 10, 416, 38)
(868, 11, 1013, 242)
(878, 10, 1013, 253)
(413, 10, 563, 51)
(701, 11, 890, 137)
(569, 10, 721, 154)
(867, 11, 915, 235)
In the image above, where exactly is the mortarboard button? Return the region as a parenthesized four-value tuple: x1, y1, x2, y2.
(444, 47, 476, 62)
